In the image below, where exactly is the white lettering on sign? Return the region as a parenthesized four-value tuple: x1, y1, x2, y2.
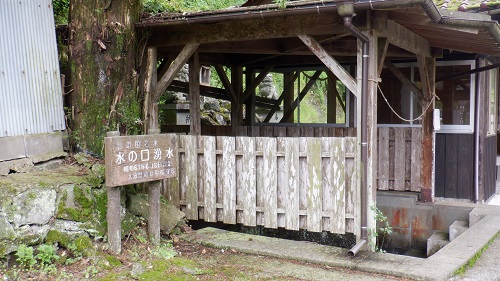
(105, 134, 178, 187)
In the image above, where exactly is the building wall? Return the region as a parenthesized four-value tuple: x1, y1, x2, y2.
(0, 0, 65, 138)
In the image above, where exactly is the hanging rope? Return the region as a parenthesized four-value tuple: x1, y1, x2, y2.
(377, 81, 438, 123)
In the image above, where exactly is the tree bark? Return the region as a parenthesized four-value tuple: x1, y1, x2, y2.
(69, 0, 142, 154)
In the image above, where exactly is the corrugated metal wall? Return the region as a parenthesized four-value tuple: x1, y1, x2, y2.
(0, 0, 66, 138)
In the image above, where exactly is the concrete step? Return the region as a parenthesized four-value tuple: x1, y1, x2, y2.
(427, 231, 449, 257)
(449, 220, 468, 242)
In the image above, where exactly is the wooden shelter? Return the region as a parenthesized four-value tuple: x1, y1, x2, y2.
(136, 0, 500, 250)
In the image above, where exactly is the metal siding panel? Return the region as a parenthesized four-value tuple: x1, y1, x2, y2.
(0, 0, 65, 138)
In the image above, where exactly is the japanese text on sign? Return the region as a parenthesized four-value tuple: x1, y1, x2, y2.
(105, 134, 177, 187)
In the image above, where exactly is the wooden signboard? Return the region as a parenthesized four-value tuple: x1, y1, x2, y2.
(105, 134, 177, 187)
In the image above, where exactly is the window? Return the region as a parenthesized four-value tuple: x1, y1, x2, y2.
(378, 60, 475, 133)
(434, 61, 475, 133)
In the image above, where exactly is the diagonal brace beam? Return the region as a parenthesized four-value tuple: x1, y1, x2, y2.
(298, 35, 357, 95)
(153, 43, 199, 102)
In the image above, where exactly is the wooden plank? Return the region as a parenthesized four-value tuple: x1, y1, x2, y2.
(299, 137, 308, 230)
(410, 128, 422, 192)
(261, 137, 278, 228)
(202, 136, 217, 222)
(298, 35, 357, 95)
(445, 134, 459, 198)
(307, 138, 322, 232)
(183, 135, 198, 220)
(404, 129, 411, 191)
(434, 134, 446, 197)
(378, 128, 390, 190)
(457, 134, 474, 200)
(238, 137, 257, 226)
(221, 137, 237, 224)
(276, 138, 286, 228)
(164, 135, 180, 207)
(345, 137, 357, 234)
(329, 138, 346, 234)
(394, 128, 406, 191)
(322, 138, 332, 231)
(385, 20, 431, 57)
(154, 43, 199, 101)
(282, 137, 300, 231)
(147, 129, 161, 246)
(215, 65, 237, 102)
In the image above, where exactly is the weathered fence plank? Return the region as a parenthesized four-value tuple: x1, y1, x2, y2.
(164, 135, 180, 207)
(182, 135, 198, 220)
(394, 128, 406, 191)
(281, 137, 300, 231)
(411, 128, 422, 192)
(238, 137, 257, 226)
(331, 138, 346, 234)
(221, 136, 236, 224)
(202, 136, 217, 222)
(378, 128, 389, 190)
(307, 138, 322, 232)
(259, 137, 278, 228)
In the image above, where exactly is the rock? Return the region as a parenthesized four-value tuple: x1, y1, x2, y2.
(130, 262, 145, 279)
(11, 189, 56, 227)
(127, 193, 185, 234)
(17, 224, 50, 245)
(45, 220, 90, 248)
(0, 214, 15, 240)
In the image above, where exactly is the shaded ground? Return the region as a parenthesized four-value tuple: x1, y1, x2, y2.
(0, 227, 408, 281)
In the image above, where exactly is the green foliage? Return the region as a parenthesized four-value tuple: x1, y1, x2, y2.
(274, 0, 289, 9)
(143, 0, 184, 14)
(150, 242, 177, 259)
(15, 244, 36, 268)
(35, 244, 60, 266)
(52, 0, 69, 25)
(368, 205, 393, 253)
(182, 0, 246, 12)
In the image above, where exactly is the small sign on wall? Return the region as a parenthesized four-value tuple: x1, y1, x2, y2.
(104, 134, 177, 187)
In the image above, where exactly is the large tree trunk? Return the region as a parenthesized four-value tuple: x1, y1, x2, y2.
(69, 0, 142, 155)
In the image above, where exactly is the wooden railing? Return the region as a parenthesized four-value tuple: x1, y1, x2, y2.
(377, 127, 422, 192)
(163, 134, 358, 234)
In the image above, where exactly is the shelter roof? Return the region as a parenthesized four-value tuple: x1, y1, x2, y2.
(137, 0, 500, 65)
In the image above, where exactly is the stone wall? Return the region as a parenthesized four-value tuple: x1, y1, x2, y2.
(0, 157, 185, 258)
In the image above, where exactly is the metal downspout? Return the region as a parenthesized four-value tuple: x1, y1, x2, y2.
(473, 59, 481, 203)
(342, 16, 370, 257)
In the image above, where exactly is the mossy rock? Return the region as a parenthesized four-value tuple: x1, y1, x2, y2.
(75, 236, 93, 257)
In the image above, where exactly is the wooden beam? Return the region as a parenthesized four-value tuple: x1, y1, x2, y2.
(377, 38, 389, 77)
(231, 67, 244, 135)
(214, 65, 237, 102)
(146, 14, 345, 46)
(384, 60, 425, 105)
(154, 43, 199, 102)
(189, 52, 201, 135)
(298, 35, 357, 95)
(384, 20, 431, 57)
(242, 65, 275, 102)
(280, 71, 322, 123)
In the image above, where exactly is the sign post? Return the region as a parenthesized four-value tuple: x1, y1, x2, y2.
(104, 131, 177, 253)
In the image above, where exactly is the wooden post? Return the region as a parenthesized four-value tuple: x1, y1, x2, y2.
(327, 72, 338, 124)
(231, 67, 243, 136)
(106, 131, 122, 254)
(144, 47, 162, 245)
(144, 47, 158, 133)
(189, 52, 201, 135)
(417, 55, 435, 202)
(283, 72, 295, 123)
(148, 128, 162, 245)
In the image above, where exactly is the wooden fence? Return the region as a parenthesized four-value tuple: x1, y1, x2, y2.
(377, 127, 422, 192)
(164, 135, 358, 234)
